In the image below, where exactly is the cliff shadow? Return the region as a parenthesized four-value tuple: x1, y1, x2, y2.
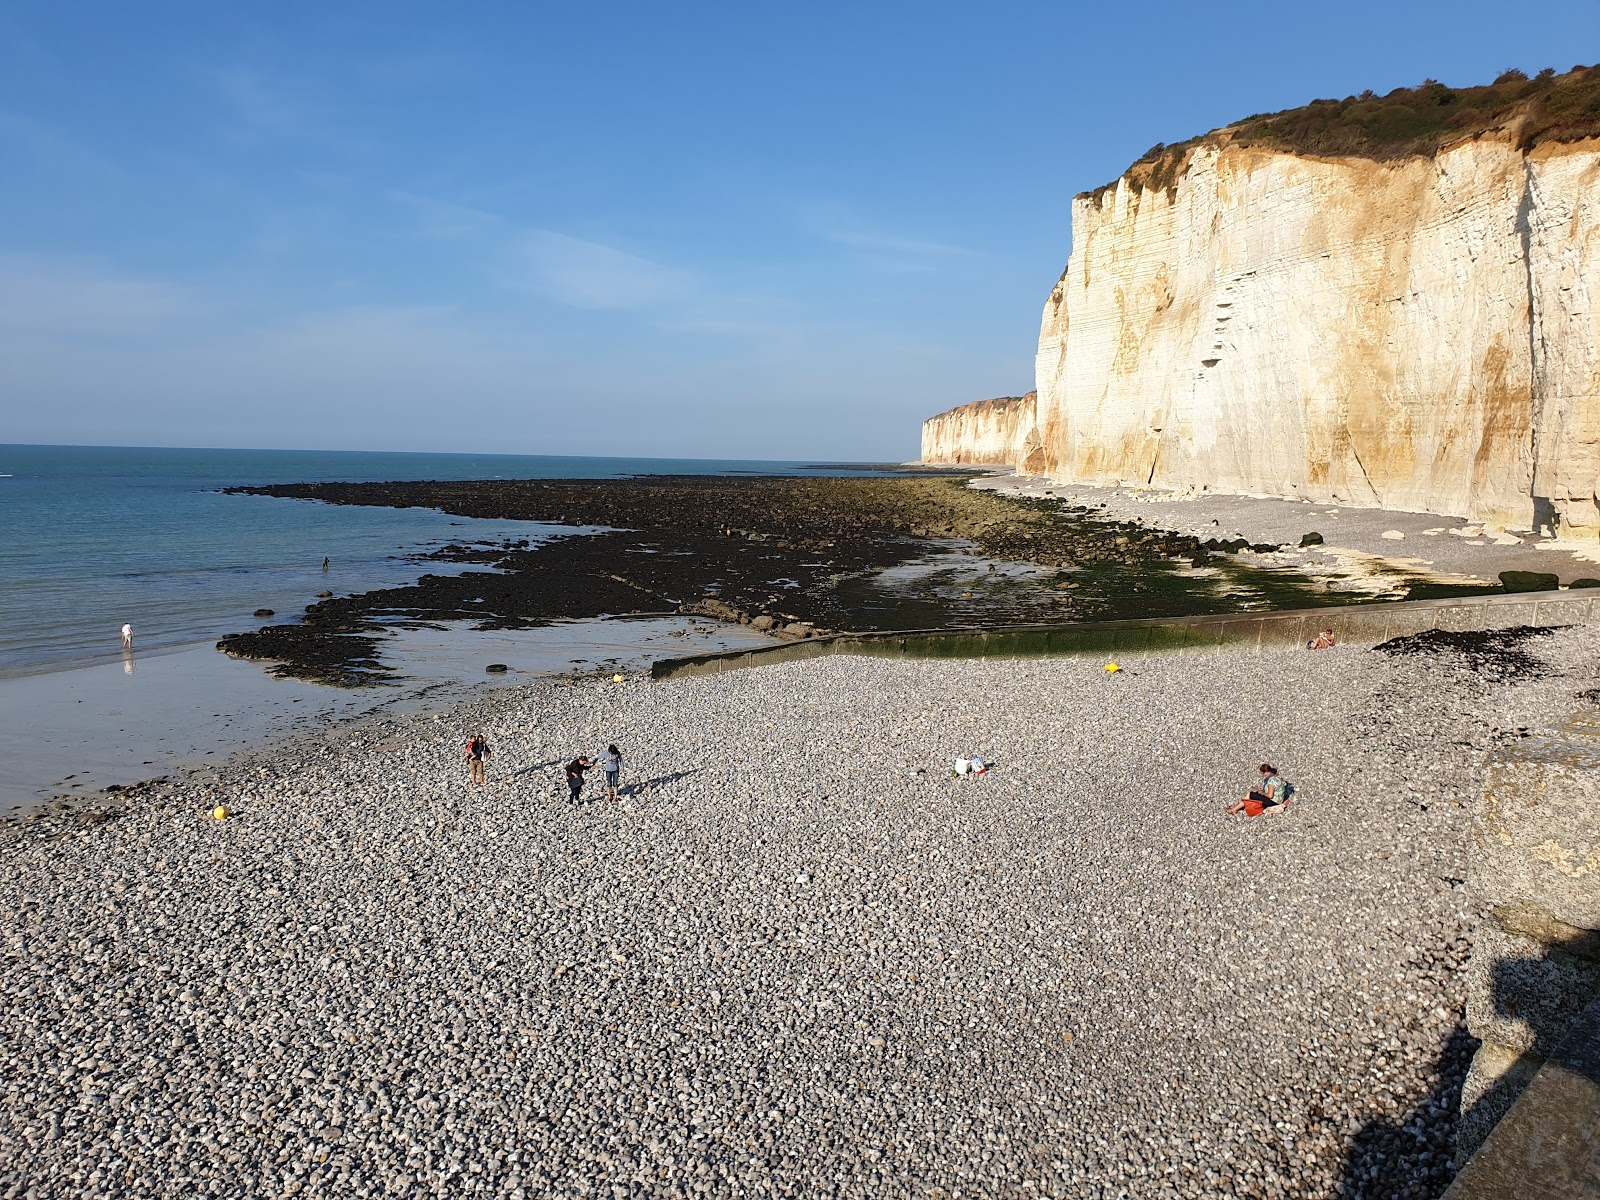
(1339, 941, 1600, 1198)
(1338, 1025, 1477, 1200)
(1452, 942, 1600, 1164)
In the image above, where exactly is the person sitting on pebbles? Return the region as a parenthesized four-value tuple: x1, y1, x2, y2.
(1306, 629, 1337, 650)
(1227, 763, 1289, 816)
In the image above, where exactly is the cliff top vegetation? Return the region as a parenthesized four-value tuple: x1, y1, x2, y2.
(1087, 63, 1600, 201)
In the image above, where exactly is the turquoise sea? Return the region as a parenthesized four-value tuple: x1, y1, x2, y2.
(0, 445, 888, 678)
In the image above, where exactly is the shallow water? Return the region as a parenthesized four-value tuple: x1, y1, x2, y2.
(0, 616, 771, 813)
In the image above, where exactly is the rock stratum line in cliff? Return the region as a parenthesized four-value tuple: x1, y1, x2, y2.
(934, 66, 1600, 533)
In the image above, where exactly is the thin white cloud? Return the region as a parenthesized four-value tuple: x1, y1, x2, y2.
(0, 258, 194, 337)
(510, 230, 691, 311)
(387, 189, 505, 240)
(0, 111, 128, 184)
(210, 66, 308, 137)
(798, 201, 974, 263)
(824, 229, 972, 257)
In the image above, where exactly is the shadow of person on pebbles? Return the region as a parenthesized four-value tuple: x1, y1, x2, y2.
(625, 769, 700, 798)
(510, 760, 564, 778)
(1339, 1026, 1477, 1199)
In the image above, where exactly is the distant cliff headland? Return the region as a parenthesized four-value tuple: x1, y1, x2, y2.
(919, 392, 1043, 469)
(925, 65, 1600, 533)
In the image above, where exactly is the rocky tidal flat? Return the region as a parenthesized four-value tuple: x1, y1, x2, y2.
(216, 476, 1482, 685)
(7, 628, 1596, 1199)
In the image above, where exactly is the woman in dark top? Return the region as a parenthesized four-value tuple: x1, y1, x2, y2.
(565, 755, 592, 804)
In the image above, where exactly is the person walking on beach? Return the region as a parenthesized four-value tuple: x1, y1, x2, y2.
(599, 744, 623, 802)
(565, 755, 592, 804)
(464, 732, 492, 786)
(1227, 763, 1287, 816)
(121, 622, 134, 650)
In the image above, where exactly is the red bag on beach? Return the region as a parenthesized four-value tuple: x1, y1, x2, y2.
(1242, 798, 1266, 818)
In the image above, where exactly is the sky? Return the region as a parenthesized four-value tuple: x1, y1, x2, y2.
(1, 2, 1596, 460)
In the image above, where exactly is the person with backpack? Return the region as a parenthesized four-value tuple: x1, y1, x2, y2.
(565, 755, 592, 804)
(464, 732, 492, 786)
(1227, 763, 1288, 816)
(599, 744, 623, 802)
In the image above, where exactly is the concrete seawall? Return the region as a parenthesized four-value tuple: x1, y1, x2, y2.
(652, 588, 1600, 680)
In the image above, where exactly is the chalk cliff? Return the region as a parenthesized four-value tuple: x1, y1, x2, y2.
(920, 68, 1600, 530)
(1033, 132, 1600, 531)
(920, 393, 1045, 470)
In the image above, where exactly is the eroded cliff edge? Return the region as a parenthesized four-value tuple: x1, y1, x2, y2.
(920, 392, 1044, 469)
(933, 67, 1600, 532)
(1035, 129, 1600, 531)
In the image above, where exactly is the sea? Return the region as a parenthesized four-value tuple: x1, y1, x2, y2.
(0, 444, 891, 679)
(0, 444, 894, 811)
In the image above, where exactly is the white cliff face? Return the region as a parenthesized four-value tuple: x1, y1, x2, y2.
(921, 393, 1045, 470)
(1032, 136, 1600, 532)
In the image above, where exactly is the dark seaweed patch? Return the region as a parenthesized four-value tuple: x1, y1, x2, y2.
(1374, 625, 1563, 680)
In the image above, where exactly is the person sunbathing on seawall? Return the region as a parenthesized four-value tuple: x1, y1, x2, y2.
(1227, 763, 1288, 815)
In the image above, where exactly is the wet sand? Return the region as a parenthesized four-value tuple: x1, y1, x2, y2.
(0, 617, 771, 814)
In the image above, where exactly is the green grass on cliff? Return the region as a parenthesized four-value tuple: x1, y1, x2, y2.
(1087, 63, 1600, 199)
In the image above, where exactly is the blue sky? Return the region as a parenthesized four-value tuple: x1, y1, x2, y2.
(2, 2, 1595, 459)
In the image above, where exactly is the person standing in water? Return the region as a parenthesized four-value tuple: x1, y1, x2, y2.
(121, 623, 134, 650)
(599, 744, 623, 802)
(464, 732, 492, 786)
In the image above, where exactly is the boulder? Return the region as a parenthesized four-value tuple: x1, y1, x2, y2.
(1500, 570, 1561, 593)
(253, 608, 275, 617)
(1299, 532, 1324, 546)
(485, 663, 509, 674)
(750, 615, 777, 632)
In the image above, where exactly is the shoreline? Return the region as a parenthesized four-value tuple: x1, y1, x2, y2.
(214, 474, 1498, 686)
(0, 615, 773, 816)
(6, 624, 1594, 1196)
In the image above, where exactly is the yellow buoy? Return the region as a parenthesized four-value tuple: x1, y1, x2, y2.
(1104, 662, 1121, 673)
(212, 805, 229, 821)
(612, 673, 625, 683)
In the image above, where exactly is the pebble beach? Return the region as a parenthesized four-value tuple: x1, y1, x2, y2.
(5, 630, 1596, 1199)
